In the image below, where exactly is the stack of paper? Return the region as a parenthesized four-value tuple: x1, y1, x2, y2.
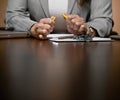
(47, 33, 111, 42)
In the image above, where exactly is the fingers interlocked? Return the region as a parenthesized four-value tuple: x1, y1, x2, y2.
(66, 14, 88, 35)
(30, 18, 55, 39)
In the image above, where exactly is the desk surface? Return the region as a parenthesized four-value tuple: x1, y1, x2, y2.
(0, 38, 120, 100)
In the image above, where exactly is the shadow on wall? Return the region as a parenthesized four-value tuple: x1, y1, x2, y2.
(112, 0, 120, 35)
(0, 0, 7, 27)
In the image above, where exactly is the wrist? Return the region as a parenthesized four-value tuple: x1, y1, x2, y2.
(29, 24, 36, 36)
(87, 26, 97, 37)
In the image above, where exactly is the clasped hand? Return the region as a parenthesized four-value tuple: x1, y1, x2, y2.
(30, 14, 88, 39)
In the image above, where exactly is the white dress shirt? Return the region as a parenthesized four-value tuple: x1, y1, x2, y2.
(48, 0, 68, 32)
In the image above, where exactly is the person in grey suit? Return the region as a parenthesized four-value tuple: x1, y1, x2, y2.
(5, 0, 113, 39)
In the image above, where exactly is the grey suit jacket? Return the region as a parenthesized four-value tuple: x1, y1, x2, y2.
(5, 0, 113, 37)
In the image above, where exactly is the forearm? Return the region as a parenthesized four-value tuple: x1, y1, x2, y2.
(86, 17, 113, 37)
(5, 15, 37, 32)
(87, 0, 113, 37)
(5, 0, 37, 32)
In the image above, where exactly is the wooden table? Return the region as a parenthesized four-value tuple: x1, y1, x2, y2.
(0, 38, 120, 100)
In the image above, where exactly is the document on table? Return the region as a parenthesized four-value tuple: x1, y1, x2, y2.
(47, 33, 112, 42)
(47, 33, 74, 39)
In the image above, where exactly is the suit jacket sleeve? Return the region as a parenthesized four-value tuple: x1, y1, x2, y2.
(86, 0, 113, 37)
(5, 0, 37, 32)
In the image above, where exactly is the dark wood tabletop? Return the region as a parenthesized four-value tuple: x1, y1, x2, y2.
(0, 38, 120, 100)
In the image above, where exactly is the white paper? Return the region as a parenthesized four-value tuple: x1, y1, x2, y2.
(92, 37, 111, 41)
(47, 33, 74, 38)
(47, 33, 111, 42)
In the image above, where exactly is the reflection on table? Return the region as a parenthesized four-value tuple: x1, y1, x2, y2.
(0, 38, 120, 100)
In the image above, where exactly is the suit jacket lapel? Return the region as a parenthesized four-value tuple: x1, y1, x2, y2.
(67, 0, 76, 14)
(39, 0, 50, 17)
